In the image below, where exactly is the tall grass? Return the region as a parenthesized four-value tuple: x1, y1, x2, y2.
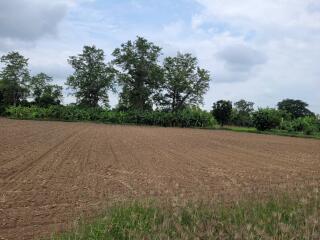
(50, 189, 319, 240)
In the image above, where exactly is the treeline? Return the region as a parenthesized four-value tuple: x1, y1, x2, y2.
(0, 36, 210, 113)
(0, 36, 319, 133)
(212, 99, 319, 135)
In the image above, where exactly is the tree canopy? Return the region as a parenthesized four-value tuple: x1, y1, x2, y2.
(30, 73, 63, 107)
(231, 99, 254, 126)
(67, 45, 115, 108)
(212, 100, 233, 126)
(156, 53, 210, 112)
(0, 52, 30, 106)
(277, 99, 314, 119)
(234, 99, 254, 114)
(112, 36, 163, 111)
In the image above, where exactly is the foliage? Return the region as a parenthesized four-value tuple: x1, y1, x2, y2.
(0, 90, 4, 115)
(253, 108, 282, 131)
(293, 117, 318, 134)
(280, 116, 319, 135)
(6, 106, 216, 128)
(112, 36, 163, 111)
(277, 99, 314, 119)
(0, 51, 30, 107)
(51, 190, 320, 240)
(67, 45, 115, 108)
(30, 73, 63, 107)
(231, 99, 254, 127)
(156, 52, 210, 112)
(212, 100, 233, 126)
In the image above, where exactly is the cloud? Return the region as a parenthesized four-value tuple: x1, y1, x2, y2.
(194, 0, 320, 32)
(188, 0, 320, 113)
(217, 45, 267, 72)
(0, 0, 71, 42)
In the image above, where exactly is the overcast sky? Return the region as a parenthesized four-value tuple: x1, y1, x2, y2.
(0, 0, 319, 113)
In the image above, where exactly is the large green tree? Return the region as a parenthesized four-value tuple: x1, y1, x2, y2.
(212, 100, 233, 126)
(112, 36, 163, 111)
(30, 73, 63, 107)
(0, 52, 30, 106)
(277, 99, 314, 119)
(67, 45, 115, 108)
(156, 53, 210, 112)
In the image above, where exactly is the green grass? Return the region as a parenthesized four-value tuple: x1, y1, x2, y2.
(221, 125, 320, 140)
(50, 189, 320, 240)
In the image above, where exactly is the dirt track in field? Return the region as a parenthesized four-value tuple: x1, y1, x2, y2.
(0, 118, 320, 239)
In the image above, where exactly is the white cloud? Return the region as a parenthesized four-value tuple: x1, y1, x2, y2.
(0, 0, 73, 42)
(217, 44, 267, 72)
(186, 0, 320, 112)
(194, 0, 320, 32)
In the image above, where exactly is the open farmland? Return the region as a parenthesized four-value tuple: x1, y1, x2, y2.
(0, 118, 320, 240)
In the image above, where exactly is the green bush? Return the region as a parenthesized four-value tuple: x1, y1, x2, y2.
(230, 110, 254, 127)
(279, 120, 294, 132)
(253, 108, 282, 131)
(5, 106, 217, 128)
(291, 116, 319, 135)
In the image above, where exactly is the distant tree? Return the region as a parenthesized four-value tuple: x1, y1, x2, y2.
(231, 99, 254, 126)
(234, 99, 254, 114)
(0, 52, 30, 106)
(277, 99, 314, 119)
(212, 100, 232, 126)
(37, 85, 63, 107)
(67, 45, 115, 108)
(30, 73, 63, 107)
(253, 108, 282, 131)
(112, 36, 163, 111)
(155, 53, 210, 112)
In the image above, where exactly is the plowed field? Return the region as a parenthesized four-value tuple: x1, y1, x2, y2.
(0, 118, 319, 239)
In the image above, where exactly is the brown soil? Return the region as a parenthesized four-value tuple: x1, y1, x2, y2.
(0, 118, 319, 240)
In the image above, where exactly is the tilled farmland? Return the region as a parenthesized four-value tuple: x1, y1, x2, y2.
(0, 118, 319, 240)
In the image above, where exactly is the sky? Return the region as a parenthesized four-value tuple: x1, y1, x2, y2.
(0, 0, 319, 113)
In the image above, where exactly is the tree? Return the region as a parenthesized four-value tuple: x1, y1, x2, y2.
(212, 100, 232, 126)
(30, 73, 63, 107)
(66, 45, 115, 108)
(231, 99, 254, 126)
(155, 52, 210, 112)
(253, 108, 281, 131)
(0, 52, 30, 106)
(277, 99, 314, 119)
(112, 36, 163, 111)
(37, 85, 63, 107)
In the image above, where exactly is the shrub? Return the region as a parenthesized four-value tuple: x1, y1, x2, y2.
(291, 116, 319, 135)
(253, 108, 282, 131)
(279, 120, 294, 132)
(230, 110, 254, 127)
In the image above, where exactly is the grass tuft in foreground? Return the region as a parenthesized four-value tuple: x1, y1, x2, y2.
(51, 189, 320, 240)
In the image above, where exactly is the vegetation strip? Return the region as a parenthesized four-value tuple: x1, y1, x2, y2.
(51, 190, 320, 240)
(1, 37, 319, 136)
